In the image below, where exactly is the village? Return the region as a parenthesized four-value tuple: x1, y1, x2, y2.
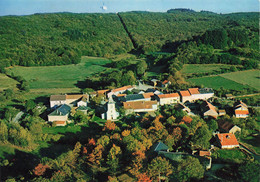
(47, 80, 252, 170)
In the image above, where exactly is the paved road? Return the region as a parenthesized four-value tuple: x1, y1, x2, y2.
(12, 111, 24, 123)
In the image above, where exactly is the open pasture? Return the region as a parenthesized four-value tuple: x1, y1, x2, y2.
(6, 57, 111, 90)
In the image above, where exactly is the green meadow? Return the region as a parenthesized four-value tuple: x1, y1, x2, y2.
(0, 73, 19, 91)
(188, 75, 254, 90)
(181, 64, 237, 74)
(6, 57, 111, 90)
(220, 70, 260, 90)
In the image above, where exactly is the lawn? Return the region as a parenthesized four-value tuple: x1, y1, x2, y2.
(0, 143, 16, 159)
(240, 135, 260, 155)
(188, 76, 253, 90)
(220, 70, 260, 90)
(42, 124, 83, 135)
(0, 73, 18, 91)
(6, 56, 112, 89)
(181, 64, 236, 74)
(212, 149, 248, 163)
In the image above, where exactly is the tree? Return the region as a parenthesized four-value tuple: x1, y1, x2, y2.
(4, 107, 17, 122)
(106, 144, 122, 175)
(207, 119, 218, 132)
(0, 121, 8, 142)
(238, 161, 260, 182)
(148, 157, 173, 181)
(136, 60, 148, 77)
(3, 89, 14, 100)
(122, 70, 136, 85)
(25, 99, 36, 112)
(191, 125, 211, 149)
(138, 173, 152, 182)
(33, 163, 50, 176)
(173, 156, 204, 181)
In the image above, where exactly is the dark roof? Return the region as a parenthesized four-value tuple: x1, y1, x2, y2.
(158, 151, 186, 162)
(49, 104, 71, 116)
(125, 94, 145, 102)
(152, 142, 169, 152)
(199, 88, 214, 94)
(218, 120, 234, 132)
(50, 95, 66, 101)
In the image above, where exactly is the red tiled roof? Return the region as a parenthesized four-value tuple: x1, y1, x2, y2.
(188, 88, 200, 95)
(157, 93, 180, 99)
(117, 94, 126, 97)
(162, 80, 169, 84)
(97, 89, 109, 94)
(199, 151, 211, 157)
(235, 110, 249, 115)
(182, 116, 192, 124)
(179, 90, 191, 97)
(217, 133, 239, 146)
(112, 85, 133, 93)
(123, 101, 157, 110)
(206, 101, 217, 113)
(143, 92, 154, 99)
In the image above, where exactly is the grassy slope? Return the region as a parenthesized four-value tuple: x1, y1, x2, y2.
(6, 57, 112, 89)
(0, 73, 18, 91)
(220, 70, 260, 90)
(188, 75, 253, 90)
(181, 64, 236, 74)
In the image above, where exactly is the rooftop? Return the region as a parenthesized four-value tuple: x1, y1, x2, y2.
(123, 101, 157, 110)
(218, 120, 235, 132)
(49, 104, 71, 116)
(143, 92, 154, 99)
(198, 88, 214, 94)
(188, 88, 200, 95)
(66, 94, 87, 100)
(50, 95, 66, 101)
(152, 142, 169, 152)
(112, 85, 133, 93)
(125, 94, 145, 102)
(217, 133, 239, 146)
(179, 90, 191, 97)
(157, 93, 180, 99)
(235, 110, 249, 115)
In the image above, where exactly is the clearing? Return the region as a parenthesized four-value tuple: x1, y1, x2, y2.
(220, 70, 260, 90)
(0, 73, 18, 91)
(188, 76, 254, 90)
(6, 57, 112, 90)
(181, 64, 239, 74)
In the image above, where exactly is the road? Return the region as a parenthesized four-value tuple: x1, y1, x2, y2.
(12, 111, 24, 123)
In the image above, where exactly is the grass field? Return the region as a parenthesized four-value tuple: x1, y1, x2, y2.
(188, 76, 253, 90)
(212, 149, 248, 163)
(220, 70, 260, 90)
(0, 73, 18, 91)
(6, 56, 112, 90)
(181, 64, 236, 74)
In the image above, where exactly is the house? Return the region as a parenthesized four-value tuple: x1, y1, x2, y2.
(123, 101, 158, 115)
(234, 101, 249, 118)
(216, 133, 239, 149)
(77, 96, 88, 107)
(188, 88, 201, 101)
(107, 85, 134, 97)
(49, 94, 89, 108)
(102, 97, 119, 120)
(199, 150, 211, 157)
(218, 109, 226, 116)
(201, 101, 218, 119)
(50, 95, 66, 108)
(225, 94, 234, 99)
(198, 88, 214, 100)
(142, 92, 154, 101)
(218, 120, 241, 134)
(76, 106, 89, 115)
(124, 94, 146, 102)
(161, 80, 171, 88)
(151, 79, 159, 87)
(48, 104, 71, 122)
(151, 142, 169, 153)
(155, 93, 180, 105)
(146, 88, 162, 95)
(179, 90, 192, 103)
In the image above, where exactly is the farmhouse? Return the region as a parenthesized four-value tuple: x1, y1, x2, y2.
(155, 93, 180, 105)
(218, 120, 241, 134)
(179, 90, 192, 103)
(234, 101, 249, 118)
(107, 85, 134, 97)
(216, 133, 239, 149)
(161, 80, 171, 88)
(188, 88, 201, 101)
(50, 94, 89, 108)
(201, 101, 218, 119)
(198, 88, 214, 100)
(48, 104, 71, 122)
(218, 109, 226, 116)
(123, 101, 158, 115)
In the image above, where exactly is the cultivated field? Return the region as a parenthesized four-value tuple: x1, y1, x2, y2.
(220, 70, 260, 90)
(188, 75, 254, 90)
(181, 64, 239, 74)
(6, 57, 111, 90)
(0, 73, 18, 91)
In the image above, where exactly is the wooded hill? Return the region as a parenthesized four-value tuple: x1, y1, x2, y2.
(0, 11, 258, 68)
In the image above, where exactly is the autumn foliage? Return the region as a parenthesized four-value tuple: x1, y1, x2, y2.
(103, 120, 117, 131)
(138, 173, 152, 182)
(33, 163, 49, 176)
